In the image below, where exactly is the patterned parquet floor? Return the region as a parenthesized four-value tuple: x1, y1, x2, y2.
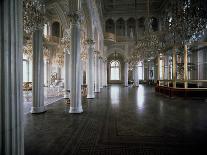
(24, 85, 207, 155)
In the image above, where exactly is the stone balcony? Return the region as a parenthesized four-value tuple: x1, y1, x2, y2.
(104, 32, 116, 42)
(104, 32, 134, 43)
(44, 35, 61, 45)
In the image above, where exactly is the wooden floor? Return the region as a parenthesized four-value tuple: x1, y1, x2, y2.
(24, 85, 207, 155)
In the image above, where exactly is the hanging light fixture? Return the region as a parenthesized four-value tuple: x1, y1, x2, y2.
(130, 0, 162, 64)
(163, 0, 207, 45)
(23, 0, 45, 34)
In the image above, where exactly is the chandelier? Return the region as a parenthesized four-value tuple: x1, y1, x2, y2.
(23, 0, 45, 34)
(135, 0, 162, 61)
(163, 0, 207, 45)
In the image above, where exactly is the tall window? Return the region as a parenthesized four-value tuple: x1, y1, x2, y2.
(138, 62, 144, 80)
(110, 60, 120, 80)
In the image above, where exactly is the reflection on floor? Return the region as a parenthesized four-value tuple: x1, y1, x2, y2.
(23, 87, 64, 114)
(24, 85, 207, 155)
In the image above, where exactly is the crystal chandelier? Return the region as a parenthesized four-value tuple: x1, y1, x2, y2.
(164, 0, 207, 45)
(135, 0, 161, 60)
(23, 0, 45, 34)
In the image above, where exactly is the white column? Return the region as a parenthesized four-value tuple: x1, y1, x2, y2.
(184, 45, 188, 88)
(31, 29, 46, 113)
(44, 59, 49, 86)
(100, 57, 103, 89)
(124, 62, 129, 87)
(0, 0, 24, 154)
(103, 59, 108, 87)
(56, 65, 61, 80)
(102, 59, 105, 87)
(80, 60, 84, 85)
(105, 60, 108, 86)
(86, 39, 95, 98)
(134, 65, 139, 87)
(69, 12, 83, 113)
(64, 49, 70, 98)
(94, 51, 100, 92)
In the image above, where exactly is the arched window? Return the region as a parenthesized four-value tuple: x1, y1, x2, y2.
(138, 61, 144, 80)
(110, 60, 120, 80)
(52, 22, 60, 37)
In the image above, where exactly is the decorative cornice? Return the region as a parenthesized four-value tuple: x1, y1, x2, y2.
(68, 11, 81, 25)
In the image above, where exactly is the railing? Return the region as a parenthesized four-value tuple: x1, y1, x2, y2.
(158, 80, 207, 88)
(104, 32, 134, 43)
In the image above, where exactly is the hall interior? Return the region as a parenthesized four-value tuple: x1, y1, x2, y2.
(1, 0, 207, 155)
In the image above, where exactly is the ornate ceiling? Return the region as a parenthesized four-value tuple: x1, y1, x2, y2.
(101, 0, 168, 18)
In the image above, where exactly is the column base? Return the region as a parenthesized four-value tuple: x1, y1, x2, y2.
(69, 106, 83, 113)
(30, 106, 47, 114)
(87, 94, 95, 99)
(124, 85, 129, 87)
(94, 88, 100, 93)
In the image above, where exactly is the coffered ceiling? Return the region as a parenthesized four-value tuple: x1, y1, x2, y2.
(101, 0, 168, 18)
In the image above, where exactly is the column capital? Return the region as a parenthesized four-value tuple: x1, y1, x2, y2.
(99, 56, 103, 60)
(103, 57, 107, 62)
(68, 12, 82, 25)
(85, 38, 95, 45)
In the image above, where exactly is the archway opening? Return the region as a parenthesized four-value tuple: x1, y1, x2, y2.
(110, 60, 121, 80)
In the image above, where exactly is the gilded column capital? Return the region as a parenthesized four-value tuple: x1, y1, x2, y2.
(85, 38, 95, 46)
(68, 12, 82, 25)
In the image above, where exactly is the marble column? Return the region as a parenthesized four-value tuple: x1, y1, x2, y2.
(64, 49, 70, 98)
(172, 47, 177, 88)
(144, 62, 149, 82)
(56, 65, 61, 80)
(103, 59, 108, 87)
(134, 65, 139, 87)
(44, 59, 49, 86)
(86, 39, 95, 98)
(105, 61, 108, 86)
(0, 0, 24, 154)
(80, 60, 84, 85)
(124, 62, 129, 87)
(69, 13, 83, 113)
(102, 59, 105, 87)
(184, 45, 188, 88)
(31, 29, 46, 113)
(100, 57, 103, 89)
(94, 51, 100, 92)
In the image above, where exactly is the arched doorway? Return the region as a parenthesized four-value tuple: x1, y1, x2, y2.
(107, 52, 125, 84)
(110, 60, 121, 80)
